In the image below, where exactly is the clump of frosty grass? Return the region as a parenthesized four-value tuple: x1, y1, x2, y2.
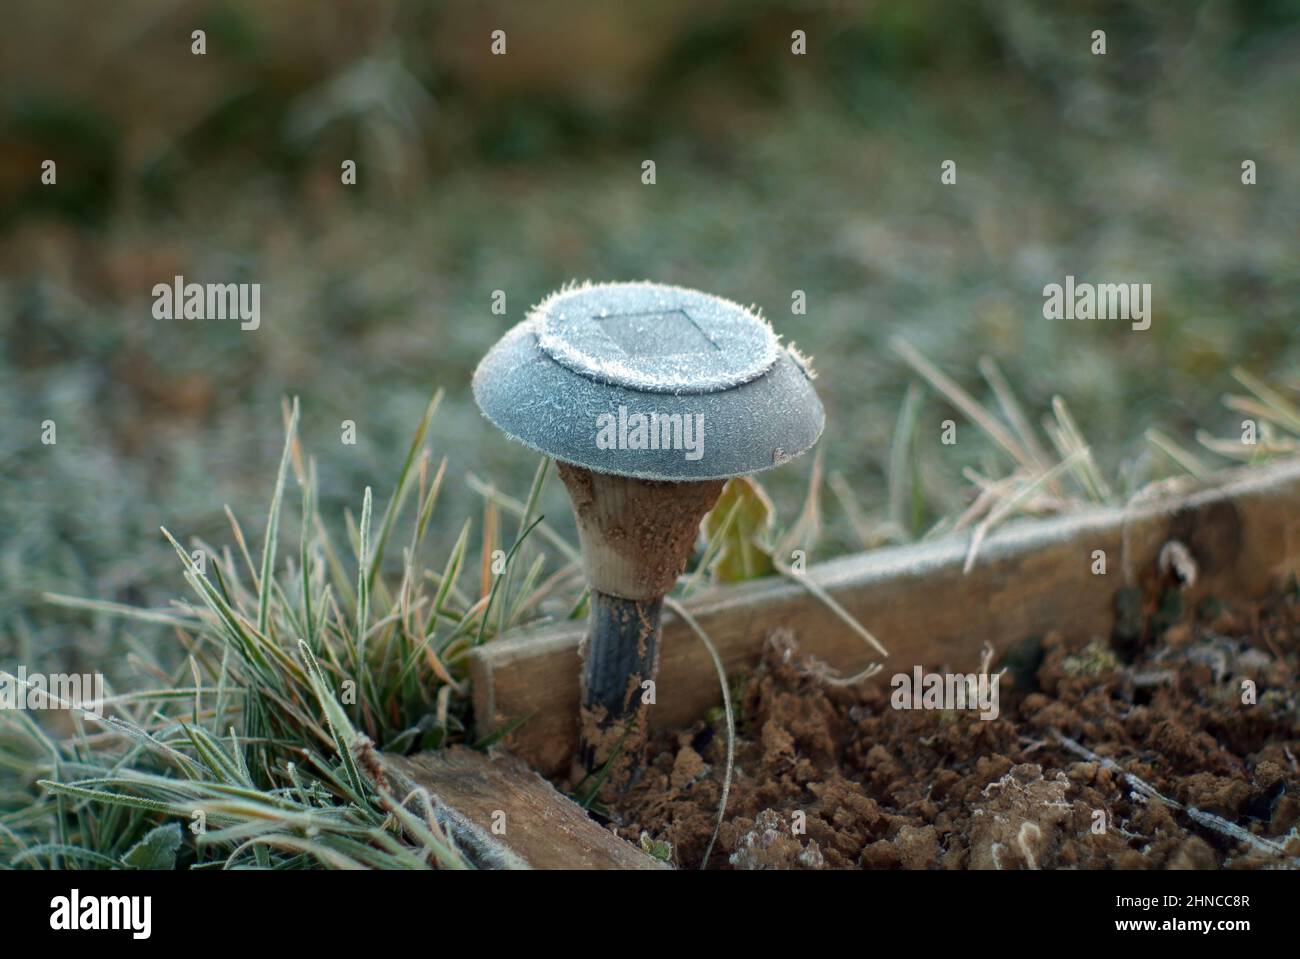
(3, 391, 555, 870)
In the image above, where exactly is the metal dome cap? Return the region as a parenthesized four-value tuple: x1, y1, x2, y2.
(472, 281, 825, 482)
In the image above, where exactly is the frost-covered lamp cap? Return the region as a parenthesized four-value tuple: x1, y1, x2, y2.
(472, 281, 824, 481)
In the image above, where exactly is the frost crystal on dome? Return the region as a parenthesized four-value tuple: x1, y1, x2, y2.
(534, 280, 779, 395)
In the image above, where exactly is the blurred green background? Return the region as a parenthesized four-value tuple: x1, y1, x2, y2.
(2, 0, 1298, 682)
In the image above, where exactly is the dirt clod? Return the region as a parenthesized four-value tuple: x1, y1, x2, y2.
(729, 809, 825, 870)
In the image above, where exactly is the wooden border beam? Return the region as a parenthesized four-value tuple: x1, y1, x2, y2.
(469, 459, 1300, 777)
(376, 747, 667, 869)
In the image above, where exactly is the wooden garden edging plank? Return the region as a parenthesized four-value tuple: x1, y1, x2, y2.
(469, 458, 1300, 777)
(376, 746, 667, 869)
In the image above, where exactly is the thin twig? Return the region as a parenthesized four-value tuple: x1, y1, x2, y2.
(1052, 730, 1299, 865)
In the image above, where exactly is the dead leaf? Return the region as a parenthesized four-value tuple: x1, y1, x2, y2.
(704, 476, 775, 583)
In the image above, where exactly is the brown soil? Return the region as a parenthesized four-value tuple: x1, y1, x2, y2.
(603, 577, 1300, 869)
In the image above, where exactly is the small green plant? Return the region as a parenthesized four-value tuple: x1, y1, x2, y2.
(638, 831, 673, 862)
(1, 391, 557, 870)
(1061, 640, 1121, 678)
